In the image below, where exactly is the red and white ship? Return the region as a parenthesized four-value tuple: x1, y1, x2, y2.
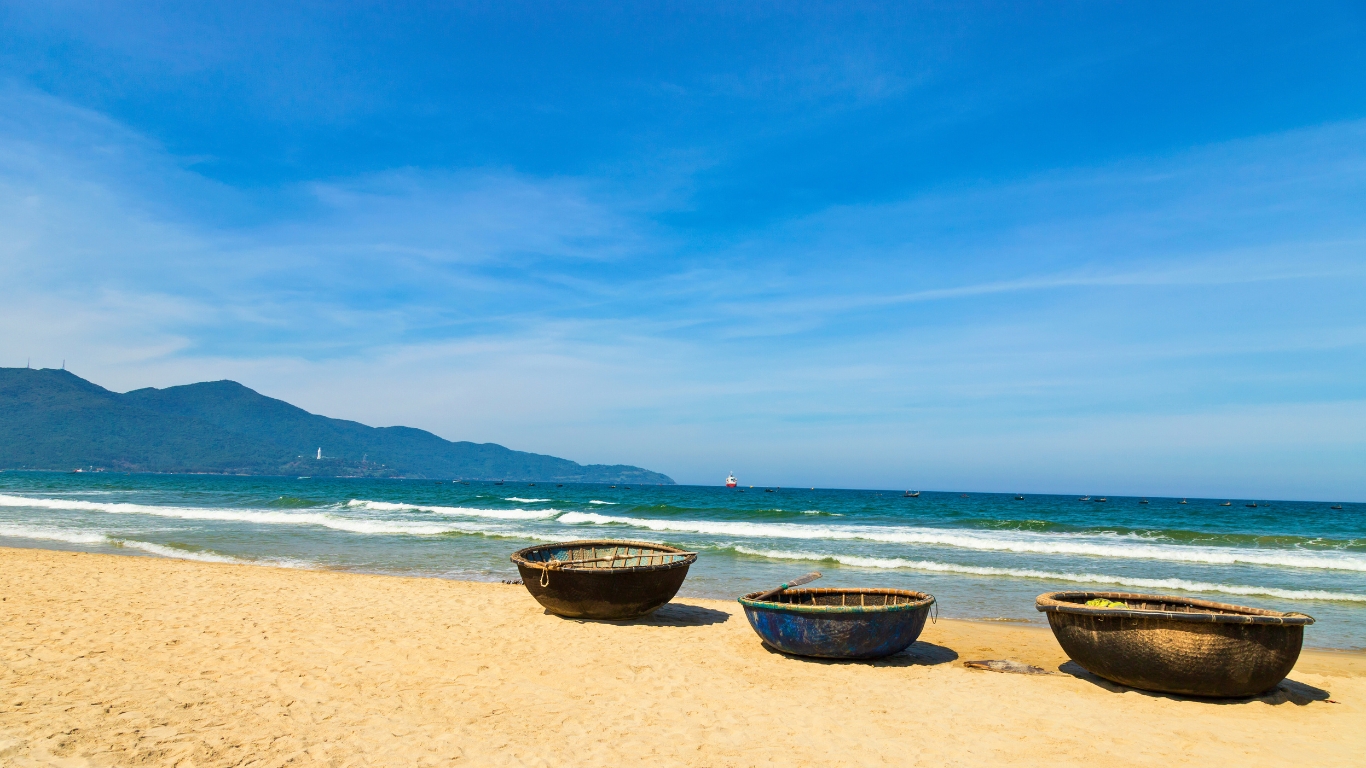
(725, 472, 738, 488)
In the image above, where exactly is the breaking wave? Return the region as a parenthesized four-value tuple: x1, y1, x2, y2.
(554, 511, 1366, 572)
(346, 499, 558, 520)
(733, 546, 1366, 603)
(0, 493, 504, 535)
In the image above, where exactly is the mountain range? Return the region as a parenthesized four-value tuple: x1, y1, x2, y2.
(0, 368, 673, 483)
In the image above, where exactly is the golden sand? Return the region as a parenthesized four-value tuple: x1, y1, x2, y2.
(1, 546, 1362, 766)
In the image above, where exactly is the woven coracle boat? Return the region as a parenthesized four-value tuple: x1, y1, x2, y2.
(738, 587, 935, 659)
(510, 540, 696, 619)
(1037, 591, 1314, 697)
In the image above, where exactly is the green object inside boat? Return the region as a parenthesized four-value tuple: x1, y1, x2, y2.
(1085, 598, 1128, 609)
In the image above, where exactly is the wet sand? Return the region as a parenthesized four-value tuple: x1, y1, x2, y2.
(1, 546, 1362, 766)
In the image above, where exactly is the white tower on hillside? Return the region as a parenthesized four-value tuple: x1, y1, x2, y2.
(316, 448, 322, 460)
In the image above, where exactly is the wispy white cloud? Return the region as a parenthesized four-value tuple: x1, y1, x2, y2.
(1, 85, 1363, 497)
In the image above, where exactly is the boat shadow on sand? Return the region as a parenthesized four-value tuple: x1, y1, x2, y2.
(758, 640, 959, 667)
(1058, 661, 1333, 706)
(542, 602, 732, 627)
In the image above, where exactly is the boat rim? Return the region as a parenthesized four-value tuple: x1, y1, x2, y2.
(1036, 590, 1314, 625)
(739, 586, 934, 615)
(509, 539, 697, 573)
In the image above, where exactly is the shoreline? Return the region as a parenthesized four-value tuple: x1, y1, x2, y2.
(2, 546, 1362, 766)
(2, 538, 1362, 652)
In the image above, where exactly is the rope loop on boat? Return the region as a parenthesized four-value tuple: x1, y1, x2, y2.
(538, 558, 565, 587)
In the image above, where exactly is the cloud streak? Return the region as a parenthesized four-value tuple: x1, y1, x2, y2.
(1, 85, 1363, 498)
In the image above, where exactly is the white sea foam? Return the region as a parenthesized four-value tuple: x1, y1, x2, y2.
(554, 511, 1366, 572)
(504, 497, 550, 503)
(114, 539, 252, 564)
(0, 493, 494, 535)
(733, 547, 1366, 603)
(346, 499, 558, 520)
(0, 522, 109, 545)
(588, 500, 616, 505)
(0, 521, 312, 568)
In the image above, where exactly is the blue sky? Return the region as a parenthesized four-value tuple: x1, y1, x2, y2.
(2, 2, 1364, 498)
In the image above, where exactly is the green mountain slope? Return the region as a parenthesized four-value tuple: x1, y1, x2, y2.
(0, 368, 673, 483)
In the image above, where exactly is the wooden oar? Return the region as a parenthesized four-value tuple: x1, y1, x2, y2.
(753, 572, 822, 602)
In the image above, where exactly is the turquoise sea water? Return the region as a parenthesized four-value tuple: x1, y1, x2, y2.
(1, 472, 1362, 649)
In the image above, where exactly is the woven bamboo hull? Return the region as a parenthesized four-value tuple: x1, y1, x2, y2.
(739, 588, 933, 660)
(510, 541, 695, 620)
(514, 561, 691, 619)
(1040, 593, 1309, 698)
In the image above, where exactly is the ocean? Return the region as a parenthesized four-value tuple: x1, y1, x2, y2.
(1, 472, 1362, 649)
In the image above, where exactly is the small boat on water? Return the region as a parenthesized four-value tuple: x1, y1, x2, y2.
(1246, 502, 1258, 508)
(510, 540, 697, 619)
(1079, 496, 1090, 501)
(1180, 499, 1188, 504)
(1140, 499, 1149, 504)
(1096, 497, 1108, 503)
(1037, 591, 1313, 697)
(725, 472, 738, 488)
(1332, 504, 1344, 510)
(903, 490, 919, 497)
(1221, 501, 1232, 506)
(1014, 495, 1025, 500)
(740, 586, 935, 660)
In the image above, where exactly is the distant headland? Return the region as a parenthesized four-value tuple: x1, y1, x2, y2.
(0, 367, 674, 483)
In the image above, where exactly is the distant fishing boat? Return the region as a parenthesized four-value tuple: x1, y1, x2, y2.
(1015, 495, 1024, 500)
(1332, 505, 1344, 510)
(1079, 496, 1090, 501)
(904, 491, 919, 497)
(1221, 501, 1231, 506)
(1180, 499, 1188, 504)
(494, 481, 504, 486)
(1140, 499, 1149, 504)
(725, 473, 738, 488)
(1096, 498, 1108, 503)
(1246, 502, 1258, 508)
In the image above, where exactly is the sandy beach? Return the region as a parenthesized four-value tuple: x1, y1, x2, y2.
(1, 547, 1361, 767)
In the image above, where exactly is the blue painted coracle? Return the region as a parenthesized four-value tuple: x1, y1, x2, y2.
(738, 587, 935, 659)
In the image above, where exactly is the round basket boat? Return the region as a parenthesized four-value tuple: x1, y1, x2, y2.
(1037, 591, 1314, 697)
(738, 587, 935, 660)
(510, 540, 696, 619)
